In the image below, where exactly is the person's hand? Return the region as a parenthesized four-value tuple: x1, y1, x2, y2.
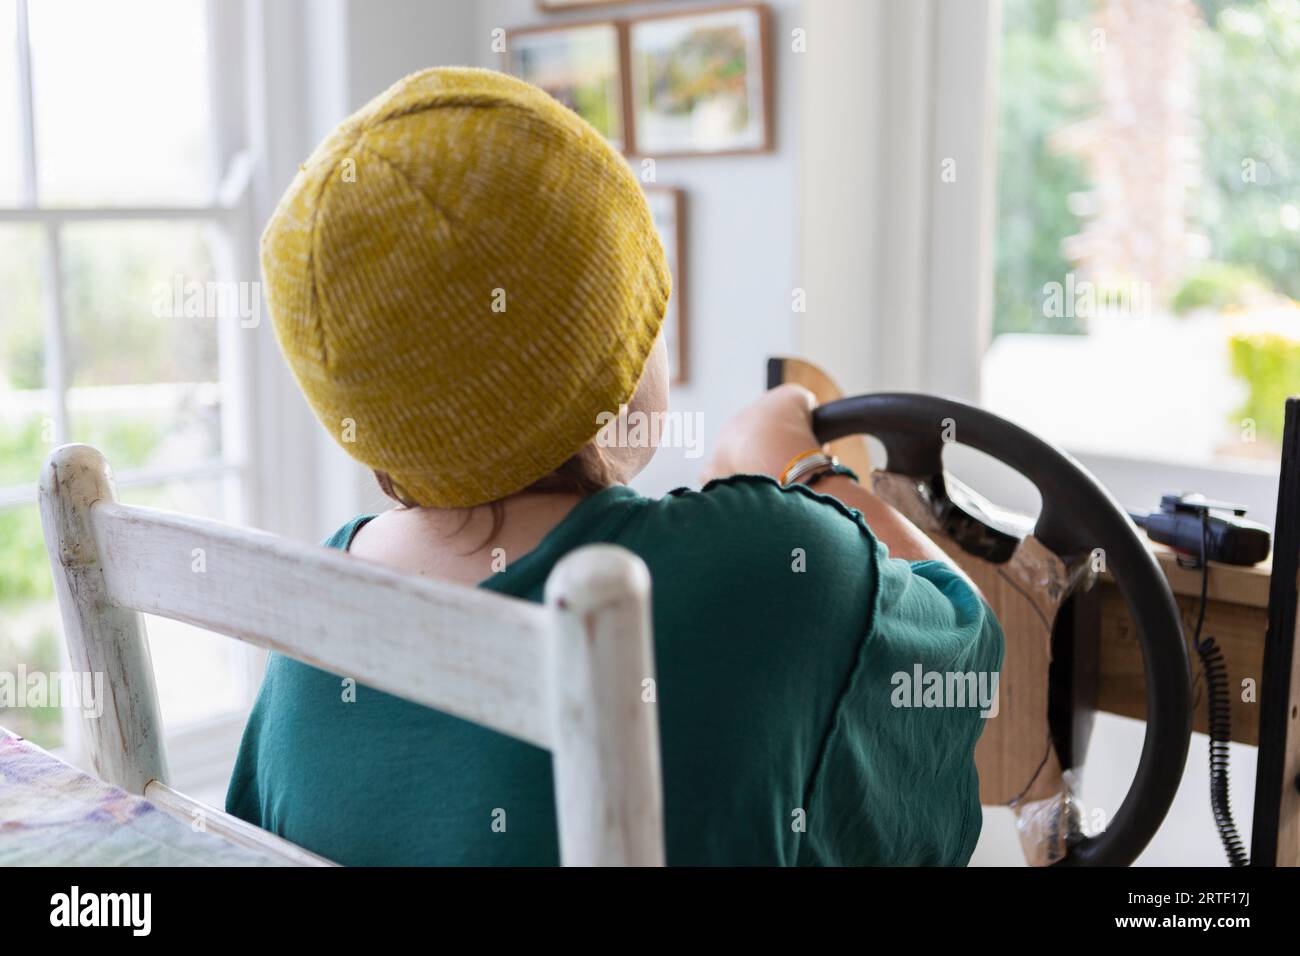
(701, 383, 975, 581)
(702, 384, 823, 483)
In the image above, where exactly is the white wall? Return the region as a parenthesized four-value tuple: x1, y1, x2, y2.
(345, 0, 477, 109)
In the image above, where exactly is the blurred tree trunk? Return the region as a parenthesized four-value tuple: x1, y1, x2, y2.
(1051, 0, 1208, 304)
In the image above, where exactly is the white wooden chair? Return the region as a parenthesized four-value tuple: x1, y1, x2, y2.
(38, 444, 665, 867)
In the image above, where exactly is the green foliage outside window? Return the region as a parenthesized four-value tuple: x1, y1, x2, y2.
(1170, 261, 1273, 315)
(993, 0, 1098, 337)
(1192, 0, 1300, 301)
(1229, 333, 1300, 443)
(998, 0, 1300, 445)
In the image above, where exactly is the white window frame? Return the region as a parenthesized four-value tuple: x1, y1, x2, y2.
(961, 0, 1281, 525)
(0, 0, 272, 790)
(799, 0, 1280, 525)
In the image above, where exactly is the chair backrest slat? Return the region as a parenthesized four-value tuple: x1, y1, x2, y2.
(39, 444, 666, 865)
(92, 501, 551, 747)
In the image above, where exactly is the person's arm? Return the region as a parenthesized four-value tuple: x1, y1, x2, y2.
(807, 474, 949, 564)
(703, 384, 971, 581)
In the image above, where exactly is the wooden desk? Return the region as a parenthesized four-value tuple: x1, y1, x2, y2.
(1097, 547, 1271, 745)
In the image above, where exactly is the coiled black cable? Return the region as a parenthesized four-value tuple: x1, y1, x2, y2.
(1191, 510, 1248, 867)
(1196, 635, 1248, 866)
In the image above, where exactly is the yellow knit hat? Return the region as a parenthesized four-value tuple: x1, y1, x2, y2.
(261, 67, 670, 507)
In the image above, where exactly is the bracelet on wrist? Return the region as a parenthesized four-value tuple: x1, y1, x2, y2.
(778, 449, 824, 485)
(781, 451, 837, 487)
(805, 463, 860, 488)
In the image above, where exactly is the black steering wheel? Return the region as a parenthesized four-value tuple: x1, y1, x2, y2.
(812, 392, 1193, 866)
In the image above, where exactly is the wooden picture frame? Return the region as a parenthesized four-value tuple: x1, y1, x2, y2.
(503, 21, 627, 151)
(625, 3, 773, 158)
(537, 0, 634, 11)
(644, 186, 688, 383)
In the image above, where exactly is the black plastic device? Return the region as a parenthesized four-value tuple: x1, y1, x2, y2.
(1130, 494, 1271, 568)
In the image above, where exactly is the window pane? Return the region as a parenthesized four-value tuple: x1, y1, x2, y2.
(0, 225, 53, 487)
(0, 504, 63, 750)
(28, 0, 211, 206)
(62, 221, 223, 471)
(119, 479, 246, 729)
(985, 0, 1300, 468)
(0, 0, 22, 205)
(0, 480, 246, 748)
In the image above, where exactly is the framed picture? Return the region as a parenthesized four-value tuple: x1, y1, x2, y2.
(645, 186, 687, 383)
(627, 4, 771, 157)
(504, 22, 626, 149)
(537, 0, 633, 10)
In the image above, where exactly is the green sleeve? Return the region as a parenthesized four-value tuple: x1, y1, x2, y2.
(803, 547, 1005, 866)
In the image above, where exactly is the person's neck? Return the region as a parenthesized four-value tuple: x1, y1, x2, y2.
(348, 485, 620, 587)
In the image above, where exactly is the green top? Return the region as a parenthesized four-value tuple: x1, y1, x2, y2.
(227, 475, 1003, 865)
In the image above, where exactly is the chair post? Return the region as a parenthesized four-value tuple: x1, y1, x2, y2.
(38, 444, 168, 793)
(545, 545, 665, 866)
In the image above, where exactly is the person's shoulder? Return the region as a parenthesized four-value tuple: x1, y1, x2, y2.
(648, 473, 876, 541)
(624, 474, 882, 594)
(622, 475, 882, 683)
